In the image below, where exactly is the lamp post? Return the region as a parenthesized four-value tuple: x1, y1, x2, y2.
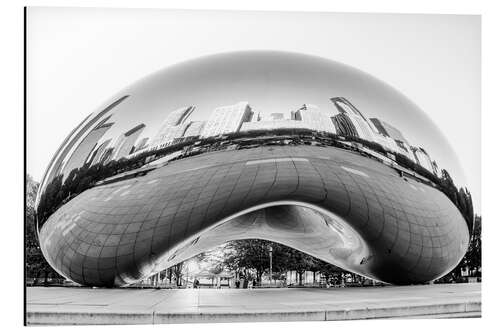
(269, 245, 273, 285)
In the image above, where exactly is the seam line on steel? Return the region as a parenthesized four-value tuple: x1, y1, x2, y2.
(246, 157, 309, 165)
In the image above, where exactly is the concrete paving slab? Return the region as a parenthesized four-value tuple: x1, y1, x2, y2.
(26, 283, 481, 325)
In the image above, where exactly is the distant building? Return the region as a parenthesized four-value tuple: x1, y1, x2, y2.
(370, 118, 389, 137)
(269, 113, 284, 120)
(369, 118, 415, 161)
(412, 146, 435, 174)
(257, 112, 285, 122)
(330, 97, 375, 141)
(183, 121, 206, 138)
(111, 123, 146, 160)
(394, 140, 415, 161)
(99, 147, 115, 165)
(251, 112, 262, 122)
(132, 137, 149, 153)
(150, 106, 195, 147)
(155, 123, 190, 148)
(331, 113, 359, 137)
(370, 118, 410, 146)
(373, 134, 399, 153)
(291, 104, 336, 133)
(240, 119, 310, 132)
(62, 118, 114, 176)
(201, 101, 253, 138)
(160, 106, 195, 127)
(88, 138, 112, 166)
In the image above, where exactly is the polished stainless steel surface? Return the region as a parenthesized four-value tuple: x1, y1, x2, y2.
(35, 51, 473, 286)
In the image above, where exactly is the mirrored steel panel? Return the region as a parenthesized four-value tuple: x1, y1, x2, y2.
(35, 51, 473, 286)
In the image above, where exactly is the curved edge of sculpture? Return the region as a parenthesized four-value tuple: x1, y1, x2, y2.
(38, 146, 470, 287)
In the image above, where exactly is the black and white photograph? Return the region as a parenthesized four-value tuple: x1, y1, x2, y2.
(16, 2, 489, 328)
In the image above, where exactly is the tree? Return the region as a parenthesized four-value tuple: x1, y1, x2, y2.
(219, 239, 346, 286)
(222, 239, 275, 284)
(172, 262, 184, 286)
(282, 246, 316, 285)
(312, 258, 345, 285)
(464, 216, 481, 276)
(25, 174, 63, 285)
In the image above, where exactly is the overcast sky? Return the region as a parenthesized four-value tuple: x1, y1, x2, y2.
(26, 7, 481, 211)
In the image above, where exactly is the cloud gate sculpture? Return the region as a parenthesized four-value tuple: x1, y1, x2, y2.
(35, 51, 473, 287)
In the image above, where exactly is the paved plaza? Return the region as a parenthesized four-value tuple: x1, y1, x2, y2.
(26, 283, 481, 325)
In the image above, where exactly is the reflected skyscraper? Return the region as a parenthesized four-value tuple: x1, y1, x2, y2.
(183, 121, 206, 138)
(99, 146, 115, 165)
(111, 123, 146, 160)
(132, 137, 149, 153)
(61, 118, 114, 176)
(201, 101, 253, 138)
(150, 106, 195, 148)
(412, 146, 436, 174)
(269, 113, 284, 120)
(371, 118, 410, 145)
(240, 118, 306, 132)
(160, 105, 195, 127)
(89, 138, 112, 166)
(331, 113, 359, 137)
(291, 104, 336, 133)
(331, 97, 376, 141)
(370, 118, 415, 161)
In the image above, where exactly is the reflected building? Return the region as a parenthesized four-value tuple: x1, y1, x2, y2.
(240, 118, 309, 132)
(370, 118, 415, 162)
(371, 118, 409, 146)
(331, 113, 359, 137)
(61, 117, 114, 176)
(268, 113, 285, 120)
(110, 123, 146, 160)
(89, 139, 112, 166)
(291, 104, 336, 133)
(331, 97, 376, 141)
(201, 101, 253, 138)
(150, 106, 195, 148)
(153, 124, 190, 149)
(373, 134, 400, 154)
(99, 146, 115, 165)
(412, 146, 436, 174)
(183, 121, 206, 138)
(132, 137, 149, 153)
(240, 108, 337, 133)
(159, 105, 194, 127)
(251, 112, 262, 122)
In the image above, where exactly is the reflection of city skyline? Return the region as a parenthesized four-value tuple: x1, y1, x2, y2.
(71, 96, 439, 177)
